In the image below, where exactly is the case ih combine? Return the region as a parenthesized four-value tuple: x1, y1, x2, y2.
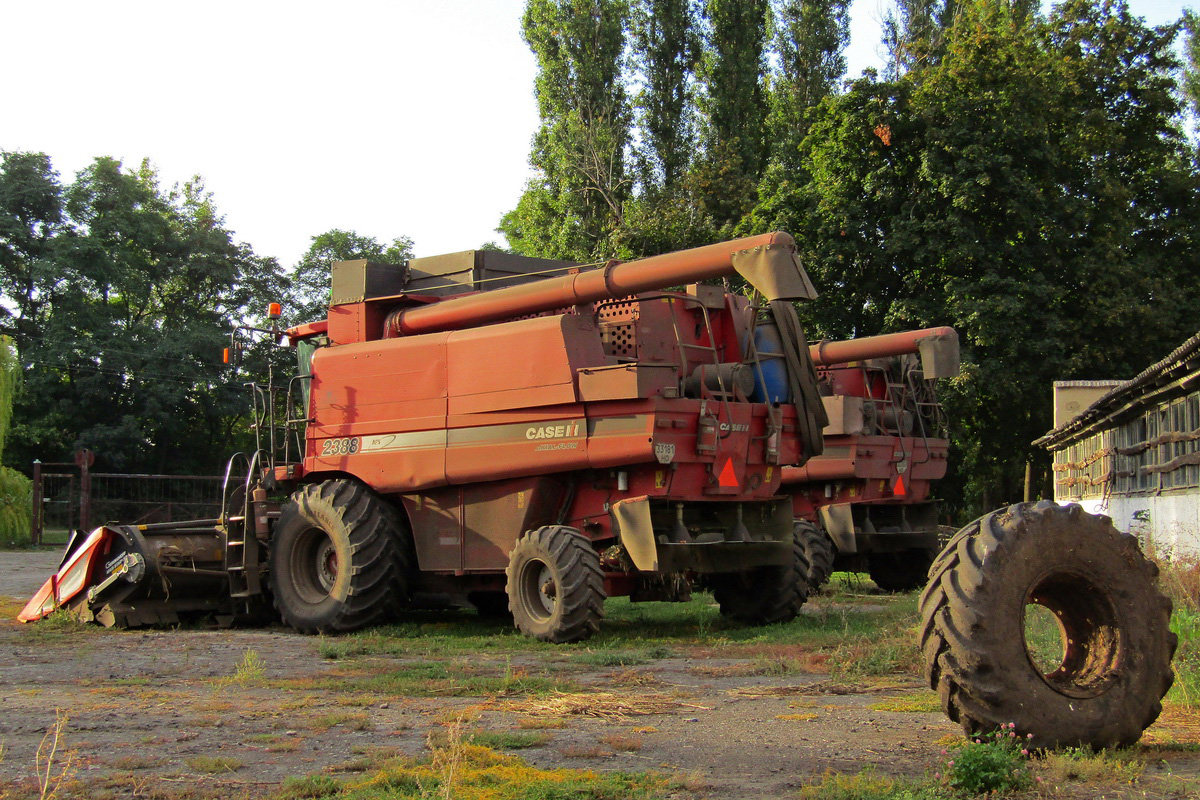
(784, 328, 959, 593)
(19, 233, 1176, 749)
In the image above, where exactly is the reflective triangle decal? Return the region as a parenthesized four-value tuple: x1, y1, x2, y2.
(894, 472, 908, 496)
(718, 458, 738, 487)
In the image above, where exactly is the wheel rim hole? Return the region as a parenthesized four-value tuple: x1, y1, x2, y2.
(521, 561, 558, 621)
(1022, 572, 1120, 699)
(292, 528, 338, 604)
(1022, 603, 1066, 676)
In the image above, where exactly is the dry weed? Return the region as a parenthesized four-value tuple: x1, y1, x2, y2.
(36, 708, 77, 800)
(599, 733, 644, 751)
(509, 690, 705, 720)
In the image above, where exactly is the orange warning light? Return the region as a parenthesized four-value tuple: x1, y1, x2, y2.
(268, 302, 282, 320)
(223, 347, 230, 364)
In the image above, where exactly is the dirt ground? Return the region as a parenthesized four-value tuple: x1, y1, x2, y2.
(1, 549, 1198, 799)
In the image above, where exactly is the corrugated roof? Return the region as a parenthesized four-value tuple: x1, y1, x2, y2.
(1036, 331, 1200, 449)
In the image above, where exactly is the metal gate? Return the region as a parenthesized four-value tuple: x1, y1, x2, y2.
(31, 450, 223, 545)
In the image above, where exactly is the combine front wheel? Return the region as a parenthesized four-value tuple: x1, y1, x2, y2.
(506, 526, 605, 643)
(269, 479, 411, 634)
(920, 501, 1176, 748)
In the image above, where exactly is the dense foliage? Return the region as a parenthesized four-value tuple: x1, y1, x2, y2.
(506, 0, 1200, 517)
(0, 152, 416, 475)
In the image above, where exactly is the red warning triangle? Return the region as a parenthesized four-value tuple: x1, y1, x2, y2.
(893, 472, 908, 496)
(718, 457, 739, 488)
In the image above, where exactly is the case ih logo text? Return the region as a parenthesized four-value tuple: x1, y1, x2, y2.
(526, 423, 582, 440)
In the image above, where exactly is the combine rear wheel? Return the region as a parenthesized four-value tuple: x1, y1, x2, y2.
(920, 501, 1176, 748)
(506, 526, 605, 643)
(712, 525, 813, 624)
(869, 544, 936, 592)
(269, 479, 411, 634)
(796, 520, 835, 593)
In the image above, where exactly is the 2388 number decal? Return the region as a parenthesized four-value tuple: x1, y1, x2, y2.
(320, 437, 361, 457)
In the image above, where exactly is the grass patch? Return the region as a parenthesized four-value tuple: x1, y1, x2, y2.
(185, 754, 243, 774)
(281, 659, 577, 698)
(599, 733, 643, 751)
(1038, 747, 1143, 786)
(312, 727, 667, 798)
(466, 730, 552, 749)
(799, 769, 941, 799)
(19, 609, 103, 642)
(306, 711, 372, 732)
(311, 592, 914, 663)
(214, 648, 267, 688)
(570, 650, 649, 667)
(279, 774, 342, 799)
(516, 717, 567, 730)
(1157, 557, 1200, 708)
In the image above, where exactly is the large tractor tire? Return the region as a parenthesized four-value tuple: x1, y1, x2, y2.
(269, 479, 411, 634)
(920, 501, 1176, 749)
(506, 526, 605, 643)
(869, 545, 936, 593)
(796, 520, 835, 593)
(711, 525, 813, 625)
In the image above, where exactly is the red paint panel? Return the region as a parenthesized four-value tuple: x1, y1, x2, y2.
(306, 334, 450, 489)
(401, 489, 463, 571)
(446, 314, 608, 415)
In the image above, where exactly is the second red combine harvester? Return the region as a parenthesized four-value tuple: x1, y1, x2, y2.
(783, 327, 960, 593)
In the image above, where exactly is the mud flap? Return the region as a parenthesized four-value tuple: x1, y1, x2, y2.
(610, 495, 793, 574)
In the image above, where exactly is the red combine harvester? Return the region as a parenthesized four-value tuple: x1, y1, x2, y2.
(785, 328, 960, 592)
(22, 233, 829, 642)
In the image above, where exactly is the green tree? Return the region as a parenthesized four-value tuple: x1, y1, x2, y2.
(0, 152, 66, 354)
(502, 0, 632, 260)
(630, 0, 701, 193)
(760, 0, 1199, 515)
(0, 335, 31, 544)
(1184, 10, 1200, 120)
(695, 0, 771, 227)
(882, 0, 955, 76)
(290, 229, 415, 325)
(768, 0, 851, 172)
(3, 156, 288, 475)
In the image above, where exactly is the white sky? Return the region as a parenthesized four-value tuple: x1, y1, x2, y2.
(1, 0, 1189, 269)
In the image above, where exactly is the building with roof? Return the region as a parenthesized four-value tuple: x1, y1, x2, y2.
(1036, 333, 1200, 558)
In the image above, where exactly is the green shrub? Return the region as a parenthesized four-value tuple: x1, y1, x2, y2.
(0, 465, 31, 546)
(942, 724, 1033, 796)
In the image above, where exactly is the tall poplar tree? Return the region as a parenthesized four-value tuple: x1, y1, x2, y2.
(882, 0, 955, 76)
(501, 0, 632, 260)
(694, 0, 770, 227)
(630, 0, 701, 194)
(769, 0, 851, 172)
